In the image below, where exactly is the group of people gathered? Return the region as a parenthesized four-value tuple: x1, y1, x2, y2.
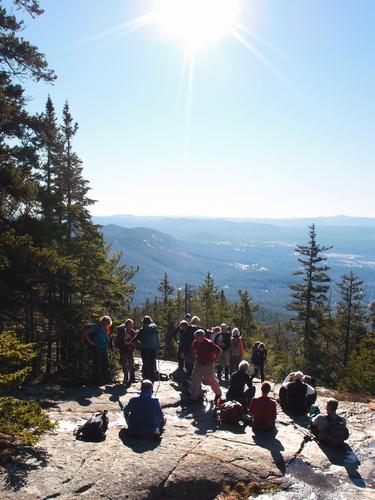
(83, 314, 349, 447)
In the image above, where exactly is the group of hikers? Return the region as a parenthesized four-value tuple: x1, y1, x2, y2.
(82, 314, 350, 447)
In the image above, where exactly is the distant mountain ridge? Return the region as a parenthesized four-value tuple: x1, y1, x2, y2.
(100, 218, 375, 313)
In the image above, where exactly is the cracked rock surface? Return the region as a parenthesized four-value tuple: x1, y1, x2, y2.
(0, 360, 374, 499)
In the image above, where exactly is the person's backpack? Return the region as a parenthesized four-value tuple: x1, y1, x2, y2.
(218, 401, 243, 425)
(231, 337, 244, 356)
(74, 410, 109, 441)
(324, 416, 349, 446)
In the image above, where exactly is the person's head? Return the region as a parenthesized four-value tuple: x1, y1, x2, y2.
(253, 341, 260, 347)
(191, 315, 200, 326)
(326, 398, 338, 416)
(294, 371, 304, 382)
(125, 318, 134, 330)
(180, 320, 189, 329)
(143, 315, 152, 325)
(100, 315, 112, 327)
(258, 342, 265, 350)
(184, 313, 192, 322)
(238, 360, 249, 373)
(213, 325, 221, 333)
(261, 381, 271, 395)
(289, 372, 296, 383)
(303, 375, 311, 385)
(194, 329, 206, 343)
(232, 327, 240, 337)
(220, 323, 227, 333)
(141, 379, 153, 393)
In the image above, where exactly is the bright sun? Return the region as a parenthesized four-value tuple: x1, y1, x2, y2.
(152, 0, 243, 53)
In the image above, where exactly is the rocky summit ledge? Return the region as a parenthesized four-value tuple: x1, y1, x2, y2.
(0, 360, 374, 499)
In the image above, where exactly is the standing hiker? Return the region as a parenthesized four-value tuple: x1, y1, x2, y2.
(116, 318, 137, 386)
(83, 315, 112, 385)
(137, 316, 160, 382)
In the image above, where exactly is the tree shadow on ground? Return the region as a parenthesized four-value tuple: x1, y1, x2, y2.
(104, 384, 129, 403)
(118, 428, 161, 453)
(66, 385, 104, 406)
(176, 400, 220, 435)
(317, 442, 366, 487)
(2, 446, 49, 492)
(251, 428, 286, 474)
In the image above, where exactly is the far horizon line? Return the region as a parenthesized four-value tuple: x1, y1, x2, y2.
(92, 213, 375, 221)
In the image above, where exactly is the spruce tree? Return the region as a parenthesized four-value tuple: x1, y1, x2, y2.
(336, 272, 367, 367)
(196, 272, 220, 327)
(286, 224, 331, 374)
(231, 290, 258, 347)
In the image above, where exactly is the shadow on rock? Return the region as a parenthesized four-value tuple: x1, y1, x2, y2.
(176, 401, 221, 435)
(118, 428, 161, 453)
(317, 442, 366, 487)
(104, 384, 129, 402)
(65, 385, 104, 406)
(251, 428, 286, 474)
(3, 446, 49, 492)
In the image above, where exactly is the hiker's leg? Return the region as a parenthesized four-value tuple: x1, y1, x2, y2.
(259, 363, 265, 382)
(190, 365, 203, 400)
(129, 352, 136, 383)
(150, 349, 157, 381)
(103, 349, 110, 383)
(204, 365, 222, 398)
(177, 344, 184, 370)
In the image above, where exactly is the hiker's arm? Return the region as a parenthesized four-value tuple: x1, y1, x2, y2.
(83, 327, 95, 346)
(306, 384, 315, 396)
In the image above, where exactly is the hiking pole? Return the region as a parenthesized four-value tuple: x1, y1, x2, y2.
(155, 356, 161, 396)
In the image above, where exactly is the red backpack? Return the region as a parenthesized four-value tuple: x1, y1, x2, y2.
(218, 401, 243, 425)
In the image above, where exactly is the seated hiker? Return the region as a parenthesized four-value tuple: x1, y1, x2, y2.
(303, 375, 317, 411)
(284, 371, 315, 416)
(310, 398, 349, 447)
(249, 381, 277, 431)
(278, 372, 296, 410)
(190, 329, 222, 404)
(123, 379, 166, 438)
(226, 360, 255, 408)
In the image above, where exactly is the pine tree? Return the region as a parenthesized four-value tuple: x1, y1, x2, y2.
(336, 272, 367, 367)
(286, 224, 332, 374)
(196, 272, 220, 327)
(231, 290, 258, 348)
(156, 273, 175, 357)
(0, 331, 55, 447)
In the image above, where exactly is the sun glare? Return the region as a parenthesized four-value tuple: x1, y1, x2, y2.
(152, 0, 242, 54)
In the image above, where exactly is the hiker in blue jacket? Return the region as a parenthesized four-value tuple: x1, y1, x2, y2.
(123, 379, 166, 437)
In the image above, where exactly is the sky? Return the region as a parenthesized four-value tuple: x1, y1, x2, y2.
(12, 0, 375, 218)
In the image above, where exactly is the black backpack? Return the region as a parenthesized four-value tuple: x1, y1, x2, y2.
(74, 410, 109, 441)
(324, 416, 349, 446)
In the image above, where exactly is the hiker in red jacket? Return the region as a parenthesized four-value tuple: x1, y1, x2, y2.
(190, 329, 222, 404)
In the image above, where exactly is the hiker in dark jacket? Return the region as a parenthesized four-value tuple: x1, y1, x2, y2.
(178, 320, 195, 376)
(284, 371, 315, 416)
(252, 342, 267, 382)
(137, 316, 160, 382)
(226, 360, 255, 407)
(215, 323, 231, 382)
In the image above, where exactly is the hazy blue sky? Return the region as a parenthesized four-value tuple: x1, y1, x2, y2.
(16, 0, 375, 217)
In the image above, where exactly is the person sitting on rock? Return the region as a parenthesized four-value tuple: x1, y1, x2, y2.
(303, 375, 317, 412)
(284, 371, 315, 416)
(249, 381, 277, 431)
(278, 372, 296, 411)
(191, 329, 222, 405)
(310, 398, 349, 447)
(123, 379, 166, 438)
(226, 360, 255, 408)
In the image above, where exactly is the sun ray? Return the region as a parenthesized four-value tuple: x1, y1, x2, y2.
(231, 28, 297, 91)
(234, 21, 290, 60)
(74, 14, 154, 49)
